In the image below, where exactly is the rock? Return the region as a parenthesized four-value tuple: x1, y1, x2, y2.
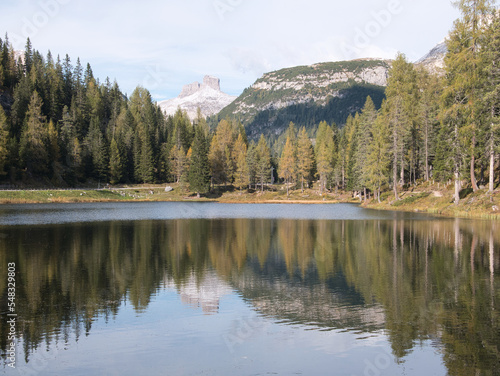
(165, 186, 173, 192)
(159, 76, 236, 119)
(433, 191, 443, 197)
(492, 205, 499, 212)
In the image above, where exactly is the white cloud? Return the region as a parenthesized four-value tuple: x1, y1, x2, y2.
(0, 0, 460, 99)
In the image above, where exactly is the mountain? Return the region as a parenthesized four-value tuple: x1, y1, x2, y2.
(158, 75, 236, 120)
(415, 40, 447, 74)
(217, 59, 389, 140)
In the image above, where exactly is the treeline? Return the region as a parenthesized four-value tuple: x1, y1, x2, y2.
(1, 0, 499, 203)
(0, 37, 211, 186)
(275, 0, 500, 204)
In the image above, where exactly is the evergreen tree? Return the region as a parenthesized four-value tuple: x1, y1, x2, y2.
(19, 91, 48, 176)
(84, 116, 108, 181)
(109, 138, 123, 185)
(0, 106, 9, 176)
(188, 127, 211, 197)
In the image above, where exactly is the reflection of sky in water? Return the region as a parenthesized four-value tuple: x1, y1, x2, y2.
(12, 279, 447, 376)
(0, 202, 433, 226)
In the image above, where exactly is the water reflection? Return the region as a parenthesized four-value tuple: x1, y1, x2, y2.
(0, 216, 499, 375)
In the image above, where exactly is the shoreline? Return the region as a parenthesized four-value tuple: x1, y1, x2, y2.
(0, 185, 499, 220)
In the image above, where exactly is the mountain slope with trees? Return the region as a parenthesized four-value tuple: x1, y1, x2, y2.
(216, 59, 389, 141)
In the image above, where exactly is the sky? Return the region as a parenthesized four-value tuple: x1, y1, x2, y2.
(1, 0, 461, 101)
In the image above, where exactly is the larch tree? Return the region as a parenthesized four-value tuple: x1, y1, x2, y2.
(385, 53, 416, 200)
(315, 121, 335, 194)
(171, 144, 187, 184)
(366, 101, 390, 202)
(354, 96, 377, 201)
(416, 67, 441, 182)
(255, 135, 271, 193)
(279, 136, 296, 198)
(444, 0, 495, 193)
(480, 12, 500, 194)
(296, 127, 314, 193)
(233, 133, 249, 191)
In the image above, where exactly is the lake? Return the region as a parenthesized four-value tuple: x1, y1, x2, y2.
(0, 202, 499, 375)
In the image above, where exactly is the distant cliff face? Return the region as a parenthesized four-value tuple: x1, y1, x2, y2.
(159, 75, 236, 120)
(218, 59, 390, 139)
(415, 41, 447, 75)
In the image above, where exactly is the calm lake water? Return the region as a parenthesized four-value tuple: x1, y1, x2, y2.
(0, 202, 499, 375)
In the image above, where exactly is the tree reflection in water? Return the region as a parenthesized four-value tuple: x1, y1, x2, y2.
(0, 217, 498, 374)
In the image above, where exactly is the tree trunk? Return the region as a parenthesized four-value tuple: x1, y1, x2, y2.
(378, 186, 381, 203)
(489, 150, 495, 194)
(393, 157, 399, 200)
(425, 118, 429, 182)
(301, 176, 304, 193)
(454, 171, 460, 206)
(363, 187, 367, 203)
(471, 142, 479, 192)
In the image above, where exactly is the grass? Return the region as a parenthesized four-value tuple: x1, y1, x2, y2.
(364, 181, 500, 220)
(1, 181, 499, 220)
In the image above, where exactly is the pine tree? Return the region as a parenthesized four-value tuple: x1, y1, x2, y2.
(296, 127, 314, 193)
(84, 116, 108, 181)
(188, 127, 211, 197)
(279, 136, 296, 197)
(109, 138, 123, 185)
(0, 106, 9, 176)
(19, 91, 49, 176)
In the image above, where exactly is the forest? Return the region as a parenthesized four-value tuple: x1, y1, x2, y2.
(0, 0, 499, 205)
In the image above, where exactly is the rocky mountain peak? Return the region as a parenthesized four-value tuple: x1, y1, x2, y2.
(159, 76, 236, 119)
(179, 75, 222, 98)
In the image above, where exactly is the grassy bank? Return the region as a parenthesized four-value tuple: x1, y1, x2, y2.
(0, 183, 354, 205)
(364, 181, 500, 220)
(1, 182, 499, 220)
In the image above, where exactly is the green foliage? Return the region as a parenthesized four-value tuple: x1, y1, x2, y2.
(188, 127, 211, 196)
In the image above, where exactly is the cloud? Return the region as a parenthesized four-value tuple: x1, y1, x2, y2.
(0, 0, 460, 99)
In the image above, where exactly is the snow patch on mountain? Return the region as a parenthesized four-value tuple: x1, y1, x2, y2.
(158, 76, 236, 120)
